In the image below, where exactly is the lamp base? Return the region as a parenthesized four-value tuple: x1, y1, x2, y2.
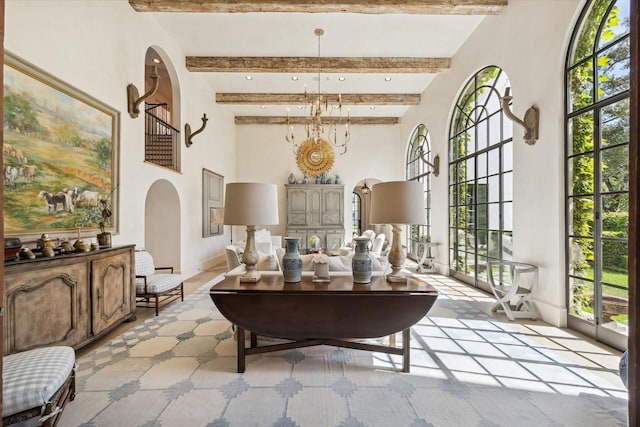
(239, 271, 261, 283)
(386, 272, 408, 283)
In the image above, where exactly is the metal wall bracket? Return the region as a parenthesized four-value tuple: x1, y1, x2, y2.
(418, 147, 439, 176)
(185, 114, 208, 147)
(501, 87, 539, 145)
(127, 65, 160, 118)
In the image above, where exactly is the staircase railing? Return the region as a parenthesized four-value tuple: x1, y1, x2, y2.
(145, 103, 180, 171)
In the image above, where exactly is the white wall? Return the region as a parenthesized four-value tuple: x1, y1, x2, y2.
(5, 0, 238, 277)
(399, 0, 584, 326)
(236, 124, 405, 238)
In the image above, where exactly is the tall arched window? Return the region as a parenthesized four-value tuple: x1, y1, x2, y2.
(448, 66, 513, 289)
(406, 124, 432, 261)
(565, 0, 629, 349)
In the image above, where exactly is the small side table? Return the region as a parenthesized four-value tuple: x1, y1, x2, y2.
(417, 242, 440, 273)
(487, 260, 538, 321)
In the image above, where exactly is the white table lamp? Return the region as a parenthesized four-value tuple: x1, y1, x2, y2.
(223, 183, 279, 282)
(370, 181, 425, 283)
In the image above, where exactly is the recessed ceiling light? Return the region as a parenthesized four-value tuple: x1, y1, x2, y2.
(246, 75, 253, 80)
(152, 58, 161, 64)
(260, 105, 267, 109)
(297, 106, 303, 109)
(338, 76, 345, 81)
(384, 76, 392, 82)
(291, 76, 299, 81)
(370, 106, 376, 110)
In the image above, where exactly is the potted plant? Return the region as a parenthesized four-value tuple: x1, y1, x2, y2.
(96, 199, 112, 247)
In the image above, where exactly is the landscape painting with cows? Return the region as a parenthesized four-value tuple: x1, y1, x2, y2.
(3, 53, 119, 237)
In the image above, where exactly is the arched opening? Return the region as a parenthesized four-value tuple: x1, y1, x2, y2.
(144, 179, 181, 271)
(352, 178, 388, 242)
(143, 46, 181, 172)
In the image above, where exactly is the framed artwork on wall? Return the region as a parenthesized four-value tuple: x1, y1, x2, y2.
(203, 168, 224, 237)
(3, 51, 120, 239)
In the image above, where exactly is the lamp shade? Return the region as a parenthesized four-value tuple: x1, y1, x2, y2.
(223, 183, 279, 225)
(369, 181, 425, 225)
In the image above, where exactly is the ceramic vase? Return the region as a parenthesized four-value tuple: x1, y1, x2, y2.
(352, 236, 372, 283)
(282, 237, 303, 283)
(288, 173, 296, 184)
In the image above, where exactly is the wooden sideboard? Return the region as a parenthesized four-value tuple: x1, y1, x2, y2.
(285, 184, 345, 251)
(3, 244, 136, 355)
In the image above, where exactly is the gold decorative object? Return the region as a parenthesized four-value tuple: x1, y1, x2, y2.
(296, 138, 335, 176)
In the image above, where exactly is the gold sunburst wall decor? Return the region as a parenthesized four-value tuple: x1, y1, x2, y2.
(296, 138, 335, 176)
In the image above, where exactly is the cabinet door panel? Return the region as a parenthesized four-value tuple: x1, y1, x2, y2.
(309, 189, 322, 226)
(92, 251, 132, 335)
(4, 263, 89, 354)
(322, 189, 343, 225)
(288, 189, 308, 225)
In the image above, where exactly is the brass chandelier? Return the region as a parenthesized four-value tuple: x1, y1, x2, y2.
(285, 28, 351, 155)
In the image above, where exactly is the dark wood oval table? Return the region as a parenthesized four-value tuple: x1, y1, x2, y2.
(210, 273, 438, 373)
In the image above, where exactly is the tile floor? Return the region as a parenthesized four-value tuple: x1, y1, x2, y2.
(60, 264, 627, 426)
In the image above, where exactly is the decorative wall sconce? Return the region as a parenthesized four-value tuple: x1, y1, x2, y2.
(185, 114, 208, 147)
(126, 65, 160, 119)
(501, 87, 539, 145)
(417, 147, 439, 177)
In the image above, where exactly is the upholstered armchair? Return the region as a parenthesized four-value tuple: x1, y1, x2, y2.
(135, 250, 184, 316)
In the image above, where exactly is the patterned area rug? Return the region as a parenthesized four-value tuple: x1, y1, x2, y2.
(61, 274, 628, 427)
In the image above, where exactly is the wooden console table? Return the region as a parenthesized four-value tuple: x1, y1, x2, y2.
(4, 245, 136, 355)
(210, 274, 438, 373)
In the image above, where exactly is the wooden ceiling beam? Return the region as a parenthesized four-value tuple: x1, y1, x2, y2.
(187, 56, 450, 73)
(129, 0, 508, 15)
(216, 93, 420, 105)
(234, 116, 399, 125)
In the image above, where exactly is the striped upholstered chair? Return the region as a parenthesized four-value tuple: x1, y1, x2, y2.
(135, 250, 184, 316)
(2, 346, 76, 427)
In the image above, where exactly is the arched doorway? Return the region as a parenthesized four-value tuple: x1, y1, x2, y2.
(144, 179, 181, 271)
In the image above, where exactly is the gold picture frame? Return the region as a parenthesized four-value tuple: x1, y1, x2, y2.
(3, 51, 120, 240)
(296, 138, 335, 176)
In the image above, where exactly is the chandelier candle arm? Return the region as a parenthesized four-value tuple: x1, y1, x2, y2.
(285, 28, 351, 155)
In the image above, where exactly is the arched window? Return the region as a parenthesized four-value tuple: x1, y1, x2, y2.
(448, 66, 513, 289)
(406, 124, 432, 262)
(565, 0, 629, 348)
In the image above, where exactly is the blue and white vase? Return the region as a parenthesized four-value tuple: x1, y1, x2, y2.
(282, 237, 303, 283)
(315, 175, 321, 184)
(288, 173, 296, 184)
(352, 237, 372, 284)
(334, 174, 341, 184)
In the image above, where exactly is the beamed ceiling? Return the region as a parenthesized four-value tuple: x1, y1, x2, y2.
(129, 0, 508, 125)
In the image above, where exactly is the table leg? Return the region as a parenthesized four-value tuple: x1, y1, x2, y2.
(402, 328, 410, 373)
(237, 326, 246, 373)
